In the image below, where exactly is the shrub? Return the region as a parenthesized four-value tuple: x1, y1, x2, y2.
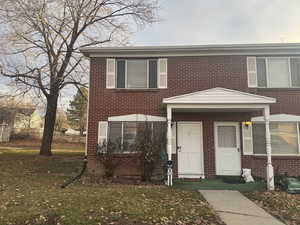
(134, 122, 167, 182)
(96, 139, 122, 178)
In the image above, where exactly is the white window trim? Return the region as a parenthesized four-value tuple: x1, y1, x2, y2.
(117, 59, 157, 89)
(257, 56, 300, 88)
(252, 121, 300, 156)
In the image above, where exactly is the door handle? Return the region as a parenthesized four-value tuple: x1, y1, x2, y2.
(177, 146, 182, 152)
(237, 147, 240, 152)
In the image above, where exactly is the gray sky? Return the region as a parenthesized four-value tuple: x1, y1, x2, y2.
(2, 0, 300, 108)
(132, 0, 300, 45)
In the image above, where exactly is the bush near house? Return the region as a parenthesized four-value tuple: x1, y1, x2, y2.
(135, 122, 167, 182)
(96, 140, 122, 178)
(0, 142, 224, 225)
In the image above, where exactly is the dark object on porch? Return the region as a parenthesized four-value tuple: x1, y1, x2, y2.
(276, 173, 300, 194)
(218, 176, 244, 184)
(61, 157, 87, 188)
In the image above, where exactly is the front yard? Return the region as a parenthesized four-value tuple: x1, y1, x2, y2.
(245, 191, 300, 225)
(1, 142, 300, 225)
(0, 142, 223, 225)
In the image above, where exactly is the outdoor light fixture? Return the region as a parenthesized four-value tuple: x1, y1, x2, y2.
(243, 121, 252, 127)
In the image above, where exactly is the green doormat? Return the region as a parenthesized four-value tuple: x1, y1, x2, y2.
(218, 176, 243, 184)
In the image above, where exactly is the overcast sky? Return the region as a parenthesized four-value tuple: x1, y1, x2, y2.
(132, 0, 300, 46)
(2, 0, 300, 107)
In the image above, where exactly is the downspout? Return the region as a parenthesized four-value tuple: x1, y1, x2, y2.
(84, 61, 91, 158)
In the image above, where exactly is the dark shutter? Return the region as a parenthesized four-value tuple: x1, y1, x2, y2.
(149, 60, 157, 88)
(256, 58, 267, 87)
(291, 58, 300, 87)
(116, 60, 125, 88)
(252, 124, 266, 154)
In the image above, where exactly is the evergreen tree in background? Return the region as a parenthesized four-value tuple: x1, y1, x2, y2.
(67, 88, 88, 136)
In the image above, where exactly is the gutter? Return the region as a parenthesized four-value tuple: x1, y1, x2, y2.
(80, 43, 300, 57)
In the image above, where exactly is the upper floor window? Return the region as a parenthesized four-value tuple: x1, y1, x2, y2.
(106, 58, 168, 89)
(247, 56, 300, 88)
(257, 57, 300, 88)
(116, 59, 158, 88)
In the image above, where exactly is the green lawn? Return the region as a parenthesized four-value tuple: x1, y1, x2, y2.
(0, 142, 224, 225)
(173, 178, 266, 192)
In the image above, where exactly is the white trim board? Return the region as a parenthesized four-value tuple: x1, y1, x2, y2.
(80, 43, 300, 57)
(163, 87, 276, 104)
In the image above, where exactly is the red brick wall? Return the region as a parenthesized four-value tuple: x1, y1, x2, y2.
(87, 56, 300, 178)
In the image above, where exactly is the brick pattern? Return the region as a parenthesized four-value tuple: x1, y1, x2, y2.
(87, 55, 300, 178)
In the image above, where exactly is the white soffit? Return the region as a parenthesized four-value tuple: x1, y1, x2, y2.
(163, 87, 276, 104)
(252, 114, 300, 122)
(108, 114, 166, 122)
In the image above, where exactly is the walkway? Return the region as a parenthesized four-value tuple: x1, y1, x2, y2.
(199, 190, 285, 225)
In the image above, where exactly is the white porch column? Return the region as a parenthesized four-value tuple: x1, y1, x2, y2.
(167, 106, 172, 161)
(166, 106, 173, 186)
(264, 106, 275, 191)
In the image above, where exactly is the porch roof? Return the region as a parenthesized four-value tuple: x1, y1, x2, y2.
(163, 87, 276, 105)
(252, 114, 300, 122)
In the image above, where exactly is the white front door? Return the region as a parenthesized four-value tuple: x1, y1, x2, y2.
(214, 122, 241, 176)
(177, 122, 204, 178)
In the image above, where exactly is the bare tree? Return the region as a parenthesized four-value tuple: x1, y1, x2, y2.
(0, 0, 158, 156)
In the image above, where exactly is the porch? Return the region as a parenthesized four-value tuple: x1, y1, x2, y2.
(163, 87, 276, 190)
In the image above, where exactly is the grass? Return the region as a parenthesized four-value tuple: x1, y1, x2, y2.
(173, 179, 266, 192)
(0, 141, 224, 225)
(245, 191, 300, 225)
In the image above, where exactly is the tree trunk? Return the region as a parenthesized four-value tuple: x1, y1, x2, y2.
(40, 95, 58, 156)
(80, 126, 84, 136)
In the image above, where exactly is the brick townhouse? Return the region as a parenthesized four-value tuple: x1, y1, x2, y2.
(81, 43, 300, 189)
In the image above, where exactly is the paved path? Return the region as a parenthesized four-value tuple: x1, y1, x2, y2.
(199, 190, 285, 225)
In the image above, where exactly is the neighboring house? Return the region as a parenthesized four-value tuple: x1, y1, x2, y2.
(14, 109, 44, 129)
(81, 43, 300, 188)
(30, 109, 44, 129)
(0, 95, 35, 129)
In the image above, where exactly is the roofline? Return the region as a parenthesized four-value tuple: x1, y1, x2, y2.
(80, 43, 300, 57)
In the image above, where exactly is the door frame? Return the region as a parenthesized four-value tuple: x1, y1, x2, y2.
(214, 121, 241, 176)
(177, 121, 205, 178)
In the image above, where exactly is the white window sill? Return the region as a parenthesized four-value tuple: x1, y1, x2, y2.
(251, 87, 300, 90)
(252, 154, 300, 157)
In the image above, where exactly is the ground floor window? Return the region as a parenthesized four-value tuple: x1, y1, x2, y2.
(253, 122, 300, 155)
(108, 121, 166, 153)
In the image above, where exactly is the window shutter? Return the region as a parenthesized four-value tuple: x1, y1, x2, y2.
(149, 60, 158, 88)
(247, 57, 257, 87)
(116, 60, 125, 88)
(98, 121, 108, 145)
(242, 123, 253, 155)
(158, 58, 168, 88)
(106, 58, 116, 88)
